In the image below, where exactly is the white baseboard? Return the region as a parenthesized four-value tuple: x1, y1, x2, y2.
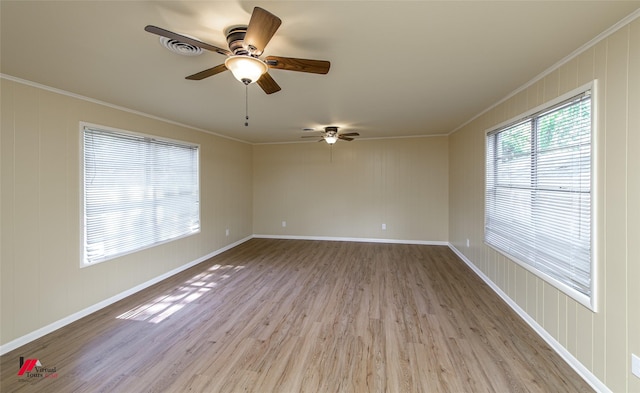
(253, 234, 448, 246)
(0, 236, 252, 356)
(447, 244, 610, 393)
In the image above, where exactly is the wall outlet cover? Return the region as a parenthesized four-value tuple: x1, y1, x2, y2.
(633, 353, 640, 378)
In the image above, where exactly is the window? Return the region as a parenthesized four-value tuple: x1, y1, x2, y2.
(82, 125, 200, 266)
(485, 83, 596, 310)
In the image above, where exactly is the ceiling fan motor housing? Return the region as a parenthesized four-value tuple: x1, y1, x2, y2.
(325, 126, 339, 136)
(226, 26, 249, 55)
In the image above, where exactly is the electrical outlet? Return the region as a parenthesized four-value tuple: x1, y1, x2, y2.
(633, 353, 640, 378)
(466, 238, 470, 248)
(381, 223, 386, 230)
(282, 221, 287, 227)
(225, 229, 229, 237)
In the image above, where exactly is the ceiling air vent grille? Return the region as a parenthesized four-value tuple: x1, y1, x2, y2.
(159, 36, 203, 56)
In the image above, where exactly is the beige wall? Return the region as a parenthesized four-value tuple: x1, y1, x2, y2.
(449, 18, 640, 392)
(0, 78, 253, 347)
(253, 137, 448, 242)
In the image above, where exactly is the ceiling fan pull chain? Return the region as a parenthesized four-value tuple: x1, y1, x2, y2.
(245, 84, 249, 127)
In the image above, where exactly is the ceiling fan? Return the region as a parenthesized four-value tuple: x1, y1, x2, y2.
(144, 7, 330, 94)
(302, 126, 360, 144)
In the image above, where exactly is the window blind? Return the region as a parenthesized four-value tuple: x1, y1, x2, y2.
(485, 91, 592, 299)
(83, 127, 200, 265)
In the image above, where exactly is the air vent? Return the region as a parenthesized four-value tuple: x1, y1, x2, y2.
(159, 36, 203, 56)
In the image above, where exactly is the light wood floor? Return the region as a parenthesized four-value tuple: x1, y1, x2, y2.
(1, 239, 593, 392)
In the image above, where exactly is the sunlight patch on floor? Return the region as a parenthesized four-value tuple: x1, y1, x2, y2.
(116, 264, 245, 323)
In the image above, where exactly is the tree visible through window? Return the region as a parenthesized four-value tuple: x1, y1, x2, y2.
(485, 87, 594, 308)
(82, 126, 200, 265)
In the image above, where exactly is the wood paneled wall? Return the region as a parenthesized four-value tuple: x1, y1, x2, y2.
(253, 137, 449, 242)
(449, 17, 640, 392)
(0, 79, 254, 348)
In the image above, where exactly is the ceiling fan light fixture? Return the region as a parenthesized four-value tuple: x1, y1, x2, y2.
(324, 136, 338, 144)
(224, 55, 268, 85)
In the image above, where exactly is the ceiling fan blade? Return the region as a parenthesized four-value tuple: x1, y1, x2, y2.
(185, 64, 228, 80)
(244, 7, 282, 55)
(266, 56, 330, 74)
(301, 135, 323, 138)
(257, 72, 281, 94)
(338, 136, 354, 141)
(145, 25, 232, 57)
(340, 132, 360, 137)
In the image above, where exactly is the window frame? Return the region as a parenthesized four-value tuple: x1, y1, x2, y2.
(80, 122, 201, 268)
(484, 81, 599, 312)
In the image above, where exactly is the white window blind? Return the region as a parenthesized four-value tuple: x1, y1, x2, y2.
(82, 126, 200, 265)
(485, 89, 593, 304)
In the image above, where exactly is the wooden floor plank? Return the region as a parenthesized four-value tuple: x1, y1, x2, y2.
(1, 239, 593, 392)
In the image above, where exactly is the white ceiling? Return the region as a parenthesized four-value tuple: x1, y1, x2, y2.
(2, 1, 638, 143)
